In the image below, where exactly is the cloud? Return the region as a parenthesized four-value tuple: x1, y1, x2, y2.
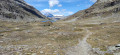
(77, 5, 80, 7)
(41, 9, 73, 16)
(68, 12, 73, 14)
(41, 9, 60, 14)
(25, 0, 62, 7)
(90, 0, 97, 2)
(60, 0, 80, 3)
(58, 4, 62, 7)
(49, 0, 61, 7)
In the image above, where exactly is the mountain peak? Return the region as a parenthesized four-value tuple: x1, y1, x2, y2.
(44, 12, 54, 18)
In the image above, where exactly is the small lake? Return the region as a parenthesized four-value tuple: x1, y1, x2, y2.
(41, 20, 56, 22)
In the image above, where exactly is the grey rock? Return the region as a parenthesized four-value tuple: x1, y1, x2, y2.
(0, 0, 47, 21)
(40, 51, 44, 54)
(116, 44, 120, 48)
(0, 34, 4, 36)
(114, 52, 120, 55)
(65, 0, 120, 20)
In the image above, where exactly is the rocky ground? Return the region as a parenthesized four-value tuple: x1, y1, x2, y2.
(0, 19, 120, 55)
(66, 28, 96, 55)
(0, 20, 85, 55)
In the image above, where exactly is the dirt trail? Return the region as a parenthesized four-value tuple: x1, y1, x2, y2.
(66, 29, 96, 55)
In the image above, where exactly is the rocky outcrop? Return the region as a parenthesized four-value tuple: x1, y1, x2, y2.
(0, 0, 46, 21)
(65, 0, 120, 20)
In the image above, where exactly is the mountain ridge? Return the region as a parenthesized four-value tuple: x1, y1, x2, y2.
(0, 0, 47, 21)
(65, 0, 120, 21)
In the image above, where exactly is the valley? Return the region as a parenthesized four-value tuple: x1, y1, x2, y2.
(0, 20, 120, 55)
(0, 0, 120, 55)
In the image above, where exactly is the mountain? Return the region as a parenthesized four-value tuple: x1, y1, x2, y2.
(44, 13, 54, 18)
(0, 0, 46, 21)
(53, 15, 67, 20)
(65, 0, 120, 21)
(44, 13, 66, 21)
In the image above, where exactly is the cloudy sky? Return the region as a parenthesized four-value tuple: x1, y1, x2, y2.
(24, 0, 97, 16)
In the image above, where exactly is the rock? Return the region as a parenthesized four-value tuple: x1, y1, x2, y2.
(32, 53, 37, 55)
(65, 0, 120, 20)
(15, 28, 20, 30)
(26, 30, 32, 33)
(116, 44, 120, 47)
(38, 46, 42, 48)
(108, 46, 117, 51)
(114, 52, 120, 55)
(42, 21, 53, 26)
(54, 51, 57, 53)
(25, 53, 31, 55)
(51, 38, 55, 40)
(100, 23, 106, 25)
(47, 43, 52, 46)
(0, 34, 4, 36)
(40, 51, 44, 54)
(0, 0, 46, 21)
(0, 41, 3, 43)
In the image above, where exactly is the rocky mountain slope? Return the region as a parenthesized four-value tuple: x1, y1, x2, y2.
(65, 0, 120, 21)
(0, 0, 46, 21)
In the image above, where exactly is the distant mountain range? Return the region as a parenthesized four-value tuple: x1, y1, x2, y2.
(44, 12, 67, 21)
(44, 13, 54, 18)
(0, 0, 47, 21)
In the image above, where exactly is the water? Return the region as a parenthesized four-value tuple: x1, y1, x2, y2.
(41, 20, 56, 22)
